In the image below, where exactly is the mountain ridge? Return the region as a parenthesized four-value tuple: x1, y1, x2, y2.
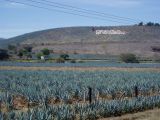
(0, 38, 5, 40)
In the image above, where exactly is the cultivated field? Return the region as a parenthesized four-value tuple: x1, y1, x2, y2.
(0, 62, 160, 119)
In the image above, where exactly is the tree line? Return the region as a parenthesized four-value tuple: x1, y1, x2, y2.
(0, 45, 140, 63)
(138, 22, 160, 26)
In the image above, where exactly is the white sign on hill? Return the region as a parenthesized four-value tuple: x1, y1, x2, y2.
(96, 30, 126, 35)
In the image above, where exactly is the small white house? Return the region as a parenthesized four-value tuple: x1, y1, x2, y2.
(41, 56, 45, 60)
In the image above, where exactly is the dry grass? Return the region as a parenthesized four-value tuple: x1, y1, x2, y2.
(1, 66, 160, 72)
(99, 108, 160, 120)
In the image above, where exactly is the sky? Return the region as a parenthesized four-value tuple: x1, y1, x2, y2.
(0, 0, 160, 38)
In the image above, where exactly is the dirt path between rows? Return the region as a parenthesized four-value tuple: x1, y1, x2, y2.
(1, 66, 160, 72)
(99, 108, 160, 120)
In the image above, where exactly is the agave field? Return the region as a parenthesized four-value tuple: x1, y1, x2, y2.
(1, 61, 160, 68)
(0, 70, 160, 119)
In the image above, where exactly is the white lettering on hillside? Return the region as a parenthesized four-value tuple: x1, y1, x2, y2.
(95, 30, 126, 35)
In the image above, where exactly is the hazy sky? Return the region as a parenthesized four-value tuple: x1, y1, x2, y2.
(1, 0, 160, 38)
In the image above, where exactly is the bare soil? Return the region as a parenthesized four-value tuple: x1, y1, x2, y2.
(99, 108, 160, 120)
(1, 66, 160, 72)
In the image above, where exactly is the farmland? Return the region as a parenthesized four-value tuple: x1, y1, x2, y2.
(0, 67, 160, 119)
(1, 61, 160, 68)
(1, 0, 160, 119)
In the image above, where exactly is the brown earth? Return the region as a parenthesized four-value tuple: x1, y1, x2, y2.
(1, 66, 160, 72)
(99, 108, 160, 120)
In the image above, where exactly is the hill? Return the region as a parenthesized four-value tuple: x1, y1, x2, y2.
(1, 25, 160, 58)
(0, 38, 5, 41)
(0, 38, 4, 40)
(0, 38, 8, 49)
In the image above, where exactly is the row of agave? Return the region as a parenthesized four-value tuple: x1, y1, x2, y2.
(0, 61, 160, 68)
(1, 96, 160, 120)
(0, 70, 160, 102)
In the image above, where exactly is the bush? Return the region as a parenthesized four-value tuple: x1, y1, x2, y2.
(36, 52, 43, 59)
(146, 22, 154, 26)
(17, 49, 29, 58)
(138, 22, 143, 26)
(78, 60, 85, 63)
(60, 54, 69, 60)
(41, 48, 50, 56)
(155, 23, 160, 26)
(120, 53, 139, 63)
(0, 49, 9, 60)
(56, 57, 65, 63)
(18, 51, 23, 58)
(70, 59, 76, 63)
(18, 49, 25, 58)
(24, 46, 32, 52)
(26, 53, 32, 59)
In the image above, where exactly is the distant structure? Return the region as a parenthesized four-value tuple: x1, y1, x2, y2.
(41, 56, 45, 60)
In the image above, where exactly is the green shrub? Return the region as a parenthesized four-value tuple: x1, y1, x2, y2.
(138, 22, 143, 26)
(41, 48, 50, 56)
(70, 59, 76, 63)
(146, 22, 154, 26)
(24, 46, 32, 52)
(0, 49, 9, 60)
(78, 60, 85, 63)
(60, 54, 69, 60)
(36, 52, 43, 59)
(120, 53, 139, 63)
(18, 49, 27, 58)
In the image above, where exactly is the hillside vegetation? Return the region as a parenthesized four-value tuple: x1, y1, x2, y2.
(1, 25, 160, 58)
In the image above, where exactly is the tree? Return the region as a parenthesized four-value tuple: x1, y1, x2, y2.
(18, 50, 23, 58)
(26, 53, 32, 59)
(138, 22, 143, 26)
(17, 46, 33, 59)
(24, 46, 32, 52)
(41, 48, 50, 56)
(36, 52, 43, 59)
(0, 49, 9, 60)
(120, 53, 139, 63)
(155, 23, 160, 26)
(18, 52, 23, 58)
(146, 22, 154, 26)
(17, 49, 28, 58)
(60, 54, 69, 60)
(8, 44, 17, 54)
(70, 59, 76, 63)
